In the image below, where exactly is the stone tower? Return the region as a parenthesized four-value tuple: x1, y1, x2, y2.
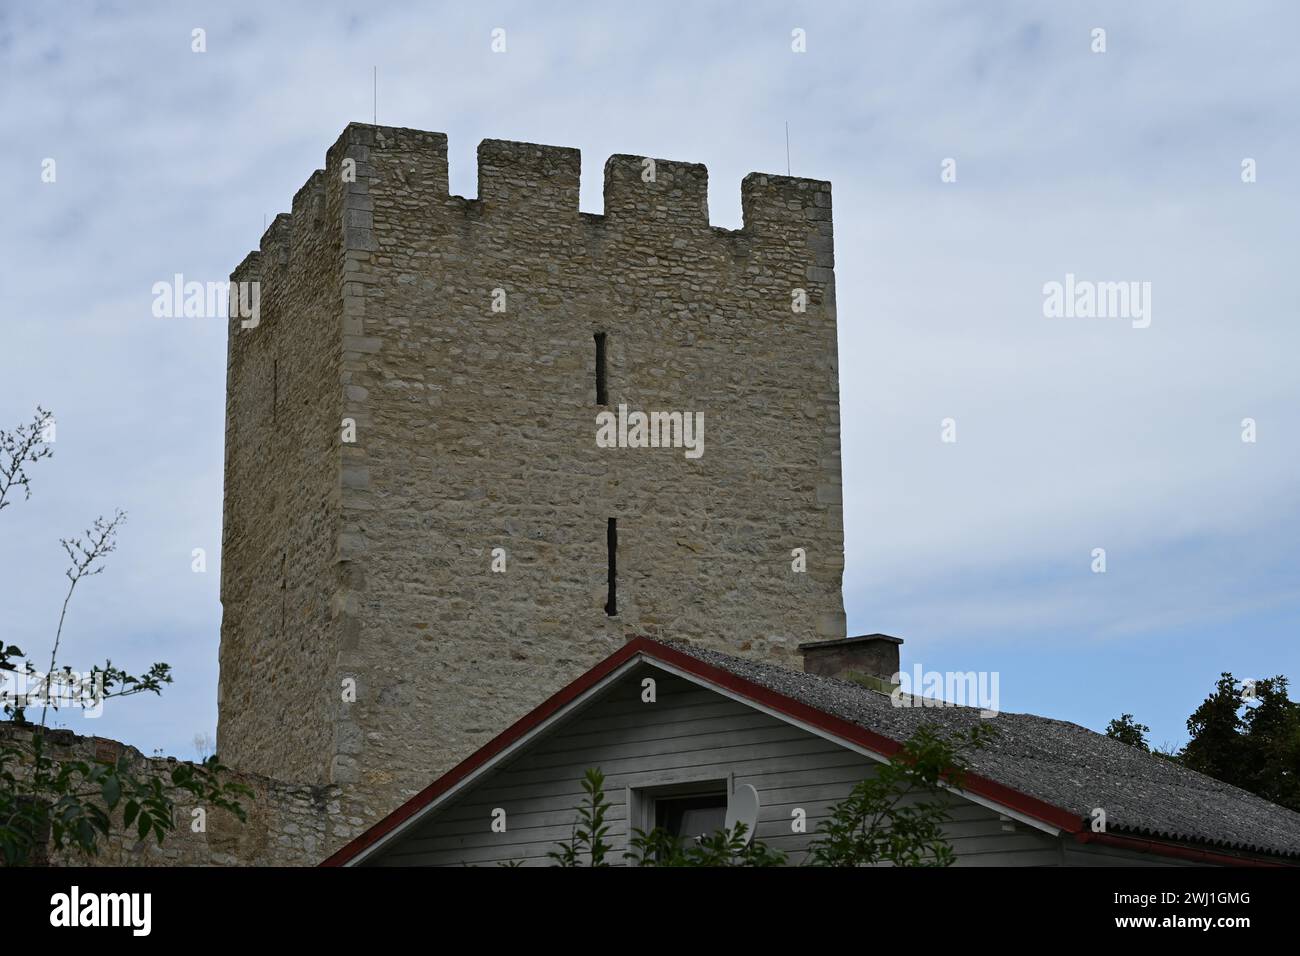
(217, 123, 845, 813)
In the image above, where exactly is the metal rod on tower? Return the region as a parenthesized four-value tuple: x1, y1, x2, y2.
(785, 122, 791, 175)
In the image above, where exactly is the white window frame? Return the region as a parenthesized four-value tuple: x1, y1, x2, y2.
(626, 773, 734, 836)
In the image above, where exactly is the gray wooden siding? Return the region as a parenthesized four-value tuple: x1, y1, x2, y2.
(367, 665, 1188, 866)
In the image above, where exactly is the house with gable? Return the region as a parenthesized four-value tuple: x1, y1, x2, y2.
(323, 636, 1300, 867)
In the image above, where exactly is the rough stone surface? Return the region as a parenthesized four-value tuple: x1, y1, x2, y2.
(4, 725, 371, 866)
(216, 123, 845, 833)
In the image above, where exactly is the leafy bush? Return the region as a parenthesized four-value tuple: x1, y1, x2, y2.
(805, 723, 995, 867)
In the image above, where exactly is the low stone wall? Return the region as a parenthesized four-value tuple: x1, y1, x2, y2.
(3, 725, 376, 866)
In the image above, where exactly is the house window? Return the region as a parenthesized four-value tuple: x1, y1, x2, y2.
(655, 793, 728, 841)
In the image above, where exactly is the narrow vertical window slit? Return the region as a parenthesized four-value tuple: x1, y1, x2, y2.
(605, 517, 617, 616)
(594, 332, 608, 406)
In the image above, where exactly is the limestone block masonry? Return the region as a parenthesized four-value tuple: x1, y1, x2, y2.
(216, 123, 846, 823)
(2, 725, 372, 866)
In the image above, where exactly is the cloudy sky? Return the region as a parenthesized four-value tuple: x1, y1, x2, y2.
(2, 0, 1297, 759)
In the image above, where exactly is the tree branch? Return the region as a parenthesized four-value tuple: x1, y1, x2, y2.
(0, 407, 53, 513)
(40, 510, 126, 726)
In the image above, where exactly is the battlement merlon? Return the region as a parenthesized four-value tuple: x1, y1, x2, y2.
(231, 250, 261, 285)
(479, 139, 581, 214)
(740, 172, 832, 236)
(603, 154, 710, 227)
(260, 212, 293, 267)
(291, 168, 327, 230)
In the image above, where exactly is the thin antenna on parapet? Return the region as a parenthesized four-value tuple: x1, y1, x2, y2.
(263, 213, 267, 231)
(373, 66, 377, 124)
(785, 121, 791, 175)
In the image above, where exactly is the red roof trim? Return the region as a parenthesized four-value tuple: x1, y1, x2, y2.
(1074, 830, 1287, 868)
(323, 637, 1085, 866)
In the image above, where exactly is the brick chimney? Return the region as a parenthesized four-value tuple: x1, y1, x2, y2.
(797, 634, 903, 686)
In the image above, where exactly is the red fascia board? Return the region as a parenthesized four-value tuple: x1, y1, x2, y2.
(1074, 830, 1289, 868)
(324, 637, 1087, 865)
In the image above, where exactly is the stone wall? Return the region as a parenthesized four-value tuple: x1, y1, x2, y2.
(218, 123, 845, 822)
(4, 725, 370, 866)
(216, 163, 346, 791)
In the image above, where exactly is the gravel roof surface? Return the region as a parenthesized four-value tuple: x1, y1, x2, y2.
(657, 640, 1300, 859)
